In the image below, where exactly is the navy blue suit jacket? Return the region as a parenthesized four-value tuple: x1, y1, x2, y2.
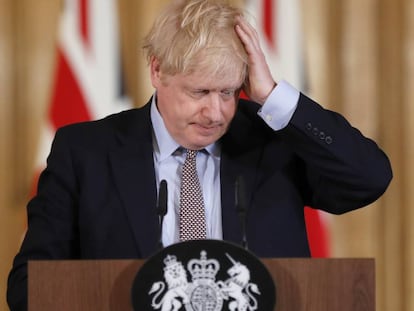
(7, 94, 392, 310)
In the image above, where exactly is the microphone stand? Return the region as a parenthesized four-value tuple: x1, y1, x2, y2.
(235, 176, 248, 250)
(157, 180, 168, 250)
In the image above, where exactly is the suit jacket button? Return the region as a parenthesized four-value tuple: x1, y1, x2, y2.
(325, 136, 333, 144)
(319, 131, 326, 139)
(306, 122, 312, 130)
(312, 127, 319, 135)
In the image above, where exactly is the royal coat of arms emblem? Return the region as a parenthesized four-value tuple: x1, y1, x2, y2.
(148, 250, 261, 311)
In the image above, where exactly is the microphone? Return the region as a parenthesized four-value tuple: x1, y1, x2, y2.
(157, 179, 168, 249)
(235, 175, 248, 250)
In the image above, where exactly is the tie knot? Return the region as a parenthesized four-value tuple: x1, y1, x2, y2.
(186, 149, 198, 160)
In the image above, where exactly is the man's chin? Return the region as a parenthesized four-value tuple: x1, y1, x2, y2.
(189, 135, 221, 149)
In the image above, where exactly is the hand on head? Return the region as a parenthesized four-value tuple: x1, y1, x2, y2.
(235, 16, 276, 105)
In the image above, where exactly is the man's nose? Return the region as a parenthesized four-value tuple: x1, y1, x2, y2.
(202, 94, 222, 121)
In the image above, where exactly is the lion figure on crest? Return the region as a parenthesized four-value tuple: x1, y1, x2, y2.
(149, 255, 189, 311)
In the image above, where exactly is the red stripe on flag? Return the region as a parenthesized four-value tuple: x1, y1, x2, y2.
(79, 0, 90, 47)
(263, 0, 275, 49)
(49, 49, 91, 129)
(305, 207, 330, 257)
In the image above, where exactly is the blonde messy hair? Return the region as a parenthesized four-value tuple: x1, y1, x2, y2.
(142, 0, 248, 83)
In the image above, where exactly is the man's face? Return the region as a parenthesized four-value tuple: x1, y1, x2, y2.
(150, 58, 242, 150)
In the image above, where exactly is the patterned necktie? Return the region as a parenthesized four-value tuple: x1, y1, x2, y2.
(179, 149, 207, 241)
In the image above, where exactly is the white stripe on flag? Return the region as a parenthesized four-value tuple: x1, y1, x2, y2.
(245, 0, 305, 88)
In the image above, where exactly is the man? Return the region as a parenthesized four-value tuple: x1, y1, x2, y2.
(7, 0, 392, 310)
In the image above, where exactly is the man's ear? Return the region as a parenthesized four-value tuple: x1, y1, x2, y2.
(150, 56, 162, 88)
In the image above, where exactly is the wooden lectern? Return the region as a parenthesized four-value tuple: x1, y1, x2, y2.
(28, 258, 374, 311)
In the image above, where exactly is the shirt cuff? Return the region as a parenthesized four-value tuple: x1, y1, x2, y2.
(257, 80, 300, 130)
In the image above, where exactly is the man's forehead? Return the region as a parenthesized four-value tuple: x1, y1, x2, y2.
(181, 70, 243, 89)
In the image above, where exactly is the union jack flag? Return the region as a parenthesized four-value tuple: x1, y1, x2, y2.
(33, 0, 130, 181)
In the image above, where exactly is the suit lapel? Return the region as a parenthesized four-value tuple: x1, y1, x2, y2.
(109, 104, 159, 258)
(220, 106, 265, 246)
(220, 150, 262, 246)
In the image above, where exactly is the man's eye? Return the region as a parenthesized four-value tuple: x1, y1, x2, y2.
(192, 90, 208, 96)
(221, 90, 235, 96)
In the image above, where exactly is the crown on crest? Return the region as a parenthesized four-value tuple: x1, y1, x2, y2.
(163, 254, 180, 269)
(187, 251, 219, 281)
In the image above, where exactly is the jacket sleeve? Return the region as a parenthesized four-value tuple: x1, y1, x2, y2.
(7, 127, 80, 311)
(280, 93, 392, 214)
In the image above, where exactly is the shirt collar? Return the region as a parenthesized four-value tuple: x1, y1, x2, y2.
(151, 94, 179, 162)
(150, 93, 221, 160)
